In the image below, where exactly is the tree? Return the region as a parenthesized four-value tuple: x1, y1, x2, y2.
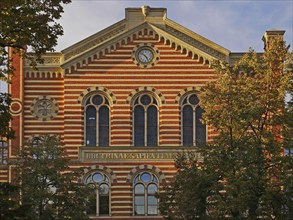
(0, 182, 26, 219)
(0, 92, 14, 139)
(0, 0, 71, 78)
(16, 135, 90, 220)
(159, 37, 293, 219)
(159, 152, 217, 220)
(0, 0, 71, 139)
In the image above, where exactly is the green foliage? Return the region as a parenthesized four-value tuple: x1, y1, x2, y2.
(16, 135, 90, 220)
(0, 182, 25, 220)
(159, 37, 293, 219)
(0, 0, 70, 139)
(0, 0, 71, 80)
(159, 152, 217, 220)
(0, 92, 14, 139)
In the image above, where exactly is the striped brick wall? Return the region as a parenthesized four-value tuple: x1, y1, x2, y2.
(61, 32, 216, 218)
(4, 31, 217, 218)
(23, 73, 64, 142)
(63, 33, 216, 155)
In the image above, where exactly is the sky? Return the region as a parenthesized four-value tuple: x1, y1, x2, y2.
(1, 0, 292, 92)
(56, 0, 293, 52)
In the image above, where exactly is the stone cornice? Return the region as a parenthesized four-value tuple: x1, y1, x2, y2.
(61, 22, 155, 71)
(24, 53, 64, 78)
(62, 19, 127, 61)
(24, 7, 240, 73)
(150, 24, 219, 64)
(24, 53, 63, 67)
(165, 19, 230, 59)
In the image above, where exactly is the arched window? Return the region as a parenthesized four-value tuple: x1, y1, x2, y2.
(85, 171, 110, 216)
(181, 93, 206, 146)
(133, 94, 158, 146)
(0, 141, 8, 165)
(32, 137, 42, 148)
(133, 171, 159, 216)
(84, 94, 110, 147)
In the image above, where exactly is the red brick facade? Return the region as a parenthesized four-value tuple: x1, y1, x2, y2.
(1, 6, 277, 219)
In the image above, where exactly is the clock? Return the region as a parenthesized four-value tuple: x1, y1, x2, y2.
(137, 48, 154, 64)
(132, 43, 160, 68)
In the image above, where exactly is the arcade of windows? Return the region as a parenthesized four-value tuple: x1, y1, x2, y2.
(29, 137, 160, 216)
(84, 92, 206, 147)
(84, 170, 159, 217)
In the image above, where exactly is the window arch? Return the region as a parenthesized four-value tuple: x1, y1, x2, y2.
(181, 93, 206, 146)
(84, 93, 110, 147)
(133, 171, 159, 216)
(133, 93, 158, 146)
(31, 137, 42, 148)
(85, 171, 110, 216)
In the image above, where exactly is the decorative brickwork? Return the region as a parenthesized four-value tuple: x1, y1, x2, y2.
(3, 6, 270, 219)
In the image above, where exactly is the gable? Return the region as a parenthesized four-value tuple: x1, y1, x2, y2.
(59, 7, 230, 74)
(24, 6, 231, 76)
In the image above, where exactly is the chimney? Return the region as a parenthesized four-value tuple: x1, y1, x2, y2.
(262, 29, 285, 50)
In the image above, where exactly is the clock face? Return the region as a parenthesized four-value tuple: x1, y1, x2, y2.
(137, 48, 154, 64)
(132, 43, 160, 68)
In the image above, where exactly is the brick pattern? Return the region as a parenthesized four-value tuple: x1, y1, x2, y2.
(4, 31, 216, 218)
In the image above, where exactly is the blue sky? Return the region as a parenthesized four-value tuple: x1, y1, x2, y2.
(56, 0, 293, 52)
(0, 0, 292, 92)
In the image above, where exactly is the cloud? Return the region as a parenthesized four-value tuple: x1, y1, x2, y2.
(49, 1, 293, 52)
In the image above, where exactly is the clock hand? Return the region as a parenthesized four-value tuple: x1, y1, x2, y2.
(142, 53, 148, 61)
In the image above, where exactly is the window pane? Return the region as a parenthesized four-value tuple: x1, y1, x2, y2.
(183, 105, 193, 146)
(148, 196, 158, 205)
(99, 106, 109, 147)
(99, 195, 109, 215)
(135, 205, 145, 215)
(86, 106, 96, 146)
(135, 196, 145, 205)
(135, 184, 144, 194)
(141, 95, 151, 105)
(147, 205, 158, 215)
(92, 94, 103, 105)
(147, 106, 158, 146)
(99, 184, 109, 195)
(141, 172, 151, 183)
(147, 184, 158, 194)
(134, 106, 145, 146)
(196, 107, 206, 144)
(189, 94, 199, 105)
(93, 173, 103, 183)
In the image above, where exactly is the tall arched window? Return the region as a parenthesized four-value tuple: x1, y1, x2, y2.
(85, 171, 110, 216)
(84, 94, 110, 147)
(181, 93, 206, 146)
(133, 94, 158, 146)
(133, 171, 159, 216)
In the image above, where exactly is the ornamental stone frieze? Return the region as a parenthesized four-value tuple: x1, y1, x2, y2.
(165, 25, 228, 60)
(63, 24, 127, 61)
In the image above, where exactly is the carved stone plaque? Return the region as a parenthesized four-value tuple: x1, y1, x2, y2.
(30, 96, 59, 121)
